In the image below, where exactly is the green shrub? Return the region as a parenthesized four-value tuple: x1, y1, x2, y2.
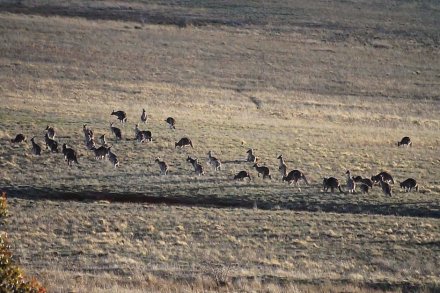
(0, 192, 46, 293)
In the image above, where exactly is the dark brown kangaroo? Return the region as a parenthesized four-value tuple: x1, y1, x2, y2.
(234, 171, 251, 181)
(371, 171, 394, 185)
(397, 136, 411, 147)
(11, 134, 26, 143)
(30, 137, 41, 156)
(400, 178, 418, 192)
(175, 137, 193, 148)
(323, 177, 343, 193)
(111, 110, 127, 123)
(44, 133, 59, 153)
(353, 176, 373, 188)
(62, 144, 79, 166)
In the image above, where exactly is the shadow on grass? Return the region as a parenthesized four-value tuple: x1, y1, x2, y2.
(2, 185, 439, 219)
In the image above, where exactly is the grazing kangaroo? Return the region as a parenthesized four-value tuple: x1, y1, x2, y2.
(398, 136, 412, 147)
(30, 137, 41, 156)
(371, 171, 394, 185)
(165, 117, 176, 129)
(253, 163, 271, 179)
(155, 157, 169, 175)
(141, 109, 147, 124)
(44, 133, 59, 153)
(400, 178, 418, 192)
(11, 134, 26, 143)
(322, 177, 343, 193)
(111, 110, 127, 123)
(379, 175, 392, 197)
(277, 155, 287, 178)
(91, 145, 109, 160)
(234, 170, 251, 181)
(359, 183, 369, 194)
(345, 170, 356, 193)
(99, 134, 107, 146)
(107, 148, 119, 168)
(186, 156, 204, 176)
(175, 137, 193, 148)
(110, 122, 122, 140)
(246, 149, 258, 163)
(283, 170, 309, 191)
(353, 176, 373, 188)
(207, 151, 222, 171)
(62, 144, 79, 166)
(45, 125, 56, 139)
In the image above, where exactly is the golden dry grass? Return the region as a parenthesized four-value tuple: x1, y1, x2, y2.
(0, 0, 440, 291)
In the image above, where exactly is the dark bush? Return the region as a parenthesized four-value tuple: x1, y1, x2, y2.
(0, 192, 46, 293)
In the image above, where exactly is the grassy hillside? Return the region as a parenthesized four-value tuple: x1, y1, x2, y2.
(0, 0, 439, 291)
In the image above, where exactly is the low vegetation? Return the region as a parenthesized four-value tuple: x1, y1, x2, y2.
(0, 0, 439, 291)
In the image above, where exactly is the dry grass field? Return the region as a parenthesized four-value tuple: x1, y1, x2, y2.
(0, 0, 440, 292)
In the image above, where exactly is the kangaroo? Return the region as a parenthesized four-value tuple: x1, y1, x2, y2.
(246, 149, 258, 163)
(353, 176, 373, 188)
(345, 170, 356, 193)
(400, 178, 418, 192)
(91, 145, 109, 160)
(359, 183, 369, 194)
(165, 117, 176, 129)
(107, 148, 119, 168)
(155, 157, 169, 175)
(175, 137, 193, 148)
(110, 122, 122, 140)
(379, 175, 392, 197)
(99, 134, 107, 146)
(277, 155, 287, 178)
(253, 163, 271, 179)
(62, 144, 79, 166)
(83, 124, 94, 141)
(186, 156, 204, 176)
(111, 110, 127, 123)
(283, 170, 309, 191)
(44, 133, 59, 153)
(371, 171, 394, 185)
(134, 124, 152, 142)
(30, 137, 41, 156)
(234, 170, 251, 181)
(322, 177, 343, 193)
(85, 136, 96, 150)
(10, 134, 26, 143)
(207, 151, 221, 171)
(141, 109, 147, 124)
(45, 125, 56, 139)
(398, 136, 412, 147)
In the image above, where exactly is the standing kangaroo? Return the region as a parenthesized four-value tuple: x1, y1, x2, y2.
(277, 155, 287, 179)
(186, 156, 204, 176)
(155, 157, 169, 175)
(45, 125, 56, 139)
(207, 151, 221, 171)
(141, 109, 147, 124)
(30, 137, 41, 156)
(44, 133, 59, 153)
(345, 170, 356, 193)
(110, 122, 122, 140)
(62, 144, 79, 166)
(379, 175, 392, 197)
(246, 149, 258, 163)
